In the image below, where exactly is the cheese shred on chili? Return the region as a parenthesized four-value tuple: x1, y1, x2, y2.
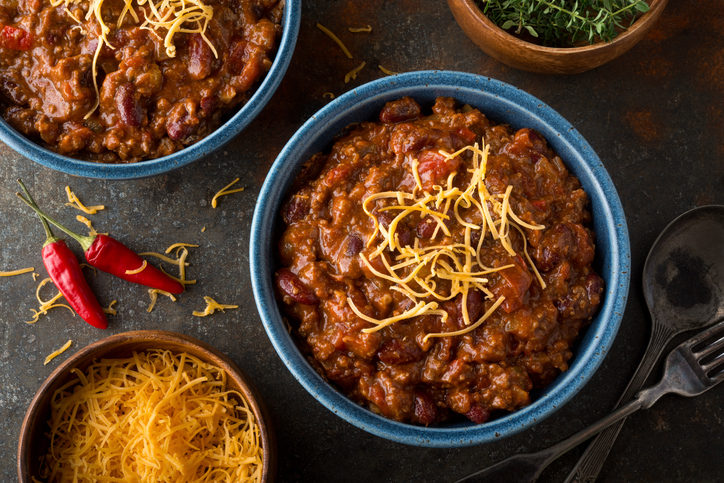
(353, 141, 546, 340)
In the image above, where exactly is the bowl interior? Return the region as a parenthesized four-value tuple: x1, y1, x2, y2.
(0, 0, 300, 180)
(18, 330, 276, 482)
(251, 71, 630, 447)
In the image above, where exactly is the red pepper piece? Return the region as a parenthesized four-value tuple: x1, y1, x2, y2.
(43, 240, 108, 329)
(17, 180, 107, 329)
(1, 26, 33, 51)
(16, 182, 184, 295)
(85, 234, 183, 294)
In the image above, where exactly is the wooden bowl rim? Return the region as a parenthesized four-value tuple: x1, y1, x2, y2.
(17, 330, 276, 482)
(454, 0, 667, 54)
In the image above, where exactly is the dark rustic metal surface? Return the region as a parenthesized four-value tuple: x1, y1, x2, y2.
(1, 0, 722, 481)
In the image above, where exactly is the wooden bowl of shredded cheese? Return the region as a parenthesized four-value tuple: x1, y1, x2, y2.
(18, 330, 275, 483)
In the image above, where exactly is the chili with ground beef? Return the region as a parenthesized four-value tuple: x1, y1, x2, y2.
(0, 0, 281, 162)
(276, 97, 604, 425)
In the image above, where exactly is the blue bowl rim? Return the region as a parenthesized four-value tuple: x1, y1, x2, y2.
(250, 70, 631, 447)
(0, 0, 301, 180)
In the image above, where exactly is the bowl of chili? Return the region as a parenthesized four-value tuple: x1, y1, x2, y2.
(0, 0, 300, 179)
(250, 70, 630, 447)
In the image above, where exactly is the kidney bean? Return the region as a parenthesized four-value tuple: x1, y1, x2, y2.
(533, 223, 574, 271)
(413, 390, 437, 425)
(188, 33, 213, 80)
(227, 37, 247, 75)
(585, 272, 604, 307)
(275, 268, 318, 305)
(282, 193, 310, 225)
(345, 234, 364, 257)
(115, 83, 143, 127)
(378, 339, 423, 365)
(379, 97, 421, 123)
(455, 289, 483, 328)
(465, 402, 491, 424)
(199, 96, 217, 118)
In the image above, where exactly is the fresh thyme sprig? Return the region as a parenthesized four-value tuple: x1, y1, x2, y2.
(479, 0, 650, 47)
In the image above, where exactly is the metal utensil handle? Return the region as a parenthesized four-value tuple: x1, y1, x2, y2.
(564, 323, 675, 483)
(455, 397, 647, 483)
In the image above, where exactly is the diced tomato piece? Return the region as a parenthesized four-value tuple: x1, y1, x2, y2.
(1, 26, 32, 51)
(416, 149, 460, 191)
(456, 127, 477, 145)
(531, 200, 547, 211)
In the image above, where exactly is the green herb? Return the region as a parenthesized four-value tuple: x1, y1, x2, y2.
(479, 0, 650, 47)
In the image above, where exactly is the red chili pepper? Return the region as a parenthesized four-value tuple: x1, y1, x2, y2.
(18, 181, 107, 329)
(1, 26, 33, 51)
(16, 182, 184, 295)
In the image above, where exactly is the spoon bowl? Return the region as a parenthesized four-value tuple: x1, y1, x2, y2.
(643, 205, 724, 332)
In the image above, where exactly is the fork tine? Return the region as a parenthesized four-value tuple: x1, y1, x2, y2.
(701, 353, 724, 374)
(687, 320, 724, 350)
(694, 333, 724, 360)
(710, 365, 724, 384)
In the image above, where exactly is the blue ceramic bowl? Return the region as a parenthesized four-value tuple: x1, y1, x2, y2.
(250, 71, 631, 447)
(0, 2, 300, 180)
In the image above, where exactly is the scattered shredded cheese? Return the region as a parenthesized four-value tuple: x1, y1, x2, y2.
(79, 263, 98, 275)
(201, 226, 206, 232)
(39, 350, 263, 482)
(352, 141, 546, 340)
(103, 300, 118, 314)
(147, 289, 177, 313)
(316, 23, 353, 58)
(323, 92, 335, 99)
(193, 296, 238, 317)
(139, 252, 190, 266)
(125, 260, 147, 274)
(344, 61, 366, 83)
(164, 243, 199, 254)
(76, 215, 100, 235)
(64, 186, 104, 214)
(348, 25, 372, 32)
(0, 267, 34, 277)
(43, 340, 72, 365)
(32, 272, 40, 281)
(379, 65, 399, 75)
(212, 178, 245, 208)
(27, 278, 74, 324)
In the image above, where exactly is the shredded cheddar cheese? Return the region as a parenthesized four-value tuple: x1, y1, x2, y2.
(348, 25, 372, 32)
(76, 215, 100, 235)
(64, 186, 104, 214)
(212, 178, 245, 208)
(125, 260, 147, 274)
(38, 350, 263, 482)
(164, 242, 199, 254)
(103, 300, 118, 314)
(316, 23, 353, 58)
(147, 289, 176, 312)
(323, 92, 335, 99)
(379, 65, 399, 75)
(201, 226, 206, 232)
(0, 267, 34, 277)
(344, 61, 366, 83)
(353, 141, 546, 340)
(79, 263, 98, 275)
(192, 296, 238, 316)
(27, 278, 74, 324)
(139, 252, 190, 266)
(44, 340, 72, 365)
(32, 272, 40, 281)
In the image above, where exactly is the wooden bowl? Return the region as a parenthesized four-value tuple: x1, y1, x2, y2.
(447, 0, 668, 74)
(17, 330, 276, 482)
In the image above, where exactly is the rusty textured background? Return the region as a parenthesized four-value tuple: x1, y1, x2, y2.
(1, 0, 723, 481)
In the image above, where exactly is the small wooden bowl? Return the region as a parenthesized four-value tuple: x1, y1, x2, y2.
(447, 0, 668, 74)
(18, 330, 276, 482)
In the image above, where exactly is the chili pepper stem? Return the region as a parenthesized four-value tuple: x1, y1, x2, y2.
(15, 186, 95, 252)
(17, 179, 61, 248)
